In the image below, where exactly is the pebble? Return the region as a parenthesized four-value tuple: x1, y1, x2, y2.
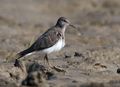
(74, 52, 83, 57)
(117, 68, 120, 74)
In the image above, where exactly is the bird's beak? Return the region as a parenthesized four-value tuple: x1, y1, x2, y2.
(69, 24, 77, 29)
(69, 23, 81, 36)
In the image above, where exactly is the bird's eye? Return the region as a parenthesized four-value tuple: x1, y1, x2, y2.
(63, 20, 67, 22)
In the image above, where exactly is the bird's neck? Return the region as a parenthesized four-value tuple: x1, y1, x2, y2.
(62, 26, 66, 34)
(57, 25, 66, 34)
(60, 26, 66, 40)
(55, 23, 67, 38)
(55, 25, 66, 39)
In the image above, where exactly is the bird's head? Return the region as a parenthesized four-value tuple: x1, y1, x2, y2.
(56, 17, 76, 29)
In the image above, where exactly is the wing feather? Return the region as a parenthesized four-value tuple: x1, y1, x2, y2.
(30, 27, 62, 51)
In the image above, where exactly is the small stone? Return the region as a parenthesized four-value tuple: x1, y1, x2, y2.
(64, 53, 72, 58)
(72, 80, 77, 83)
(65, 55, 71, 58)
(117, 68, 120, 74)
(46, 72, 55, 80)
(74, 52, 83, 57)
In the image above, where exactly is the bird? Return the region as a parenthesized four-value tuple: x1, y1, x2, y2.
(14, 17, 76, 69)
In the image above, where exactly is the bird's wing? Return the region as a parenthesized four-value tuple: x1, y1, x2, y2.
(30, 27, 62, 51)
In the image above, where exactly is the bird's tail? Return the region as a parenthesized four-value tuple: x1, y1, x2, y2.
(16, 47, 34, 59)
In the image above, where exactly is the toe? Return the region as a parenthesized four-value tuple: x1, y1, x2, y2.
(52, 66, 66, 72)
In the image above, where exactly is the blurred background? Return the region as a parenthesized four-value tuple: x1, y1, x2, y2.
(1, 0, 120, 87)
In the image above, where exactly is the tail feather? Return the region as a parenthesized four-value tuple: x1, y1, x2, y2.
(16, 47, 34, 59)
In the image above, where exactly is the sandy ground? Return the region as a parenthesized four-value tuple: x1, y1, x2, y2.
(1, 0, 120, 87)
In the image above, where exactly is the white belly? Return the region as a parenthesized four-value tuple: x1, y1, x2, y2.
(42, 38, 65, 54)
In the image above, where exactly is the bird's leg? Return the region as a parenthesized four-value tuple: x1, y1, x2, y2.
(44, 54, 52, 67)
(44, 54, 65, 72)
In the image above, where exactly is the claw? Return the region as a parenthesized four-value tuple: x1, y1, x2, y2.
(52, 66, 66, 72)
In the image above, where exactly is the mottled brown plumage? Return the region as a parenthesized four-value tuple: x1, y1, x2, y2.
(32, 27, 63, 51)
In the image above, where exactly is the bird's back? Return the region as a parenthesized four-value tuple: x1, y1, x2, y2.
(30, 26, 62, 51)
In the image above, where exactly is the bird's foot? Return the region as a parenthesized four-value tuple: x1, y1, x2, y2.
(51, 66, 66, 72)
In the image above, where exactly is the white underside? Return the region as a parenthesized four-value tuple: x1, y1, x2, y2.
(25, 38, 65, 57)
(42, 38, 65, 54)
